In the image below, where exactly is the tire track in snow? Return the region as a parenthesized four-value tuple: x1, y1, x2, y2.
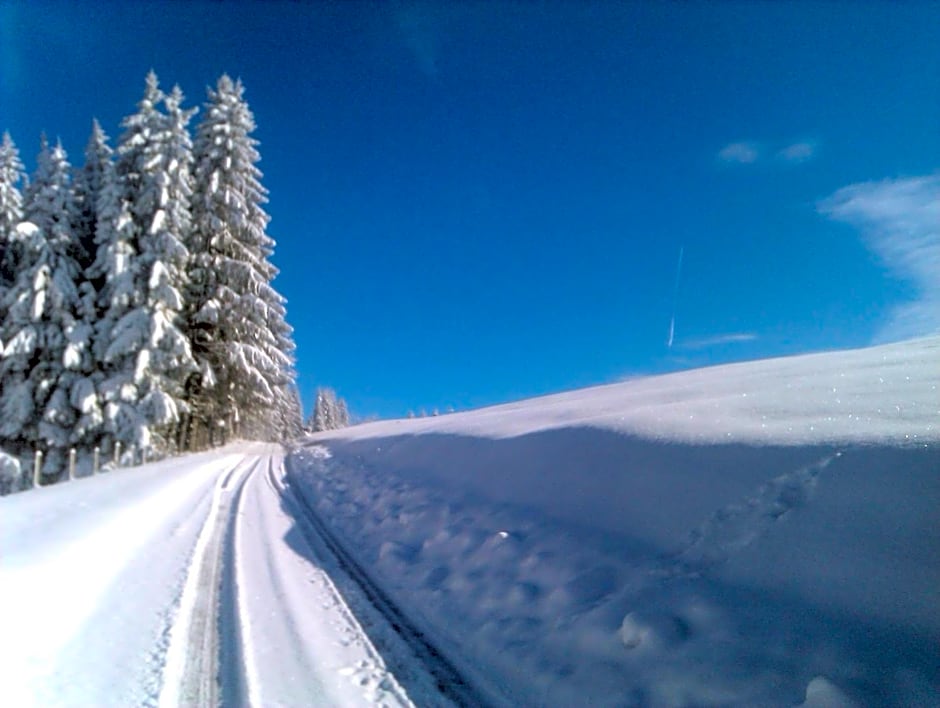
(236, 456, 415, 706)
(281, 454, 483, 707)
(218, 456, 265, 707)
(157, 455, 261, 708)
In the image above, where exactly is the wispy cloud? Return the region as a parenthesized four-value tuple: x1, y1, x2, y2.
(820, 174, 940, 343)
(719, 139, 818, 166)
(679, 333, 759, 350)
(777, 141, 815, 163)
(718, 142, 760, 164)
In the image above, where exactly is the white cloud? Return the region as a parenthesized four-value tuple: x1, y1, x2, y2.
(718, 142, 760, 164)
(680, 333, 758, 350)
(820, 174, 940, 343)
(778, 142, 816, 163)
(719, 139, 818, 166)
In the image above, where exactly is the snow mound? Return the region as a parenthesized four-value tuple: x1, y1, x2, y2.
(289, 338, 940, 706)
(0, 451, 23, 495)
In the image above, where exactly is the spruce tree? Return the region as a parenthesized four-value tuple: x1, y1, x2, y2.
(98, 72, 196, 454)
(309, 388, 332, 432)
(0, 132, 25, 294)
(0, 138, 88, 469)
(90, 155, 140, 453)
(73, 119, 112, 270)
(276, 383, 304, 441)
(190, 75, 297, 442)
(307, 387, 349, 432)
(336, 397, 350, 428)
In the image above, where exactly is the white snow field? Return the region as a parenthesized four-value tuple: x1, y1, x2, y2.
(0, 443, 424, 708)
(0, 337, 937, 707)
(291, 336, 940, 707)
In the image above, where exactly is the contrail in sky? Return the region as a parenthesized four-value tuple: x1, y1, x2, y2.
(667, 245, 684, 348)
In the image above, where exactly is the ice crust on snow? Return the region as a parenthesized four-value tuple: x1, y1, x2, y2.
(292, 337, 940, 706)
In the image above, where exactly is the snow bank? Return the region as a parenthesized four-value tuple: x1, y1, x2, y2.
(0, 451, 23, 495)
(289, 338, 940, 706)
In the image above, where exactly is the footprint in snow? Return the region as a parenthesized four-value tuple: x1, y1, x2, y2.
(672, 452, 840, 574)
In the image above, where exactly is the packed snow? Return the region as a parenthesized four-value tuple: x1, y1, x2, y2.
(0, 444, 423, 707)
(1, 337, 936, 706)
(291, 336, 940, 706)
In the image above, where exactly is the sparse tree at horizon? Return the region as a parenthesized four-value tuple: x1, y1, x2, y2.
(307, 387, 350, 432)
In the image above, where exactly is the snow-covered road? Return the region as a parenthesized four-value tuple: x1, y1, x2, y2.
(2, 337, 937, 706)
(216, 452, 414, 707)
(1, 448, 239, 706)
(0, 444, 428, 707)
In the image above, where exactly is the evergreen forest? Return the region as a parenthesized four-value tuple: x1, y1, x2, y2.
(0, 72, 301, 488)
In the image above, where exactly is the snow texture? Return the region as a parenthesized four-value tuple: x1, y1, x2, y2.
(0, 444, 418, 707)
(0, 449, 22, 494)
(291, 336, 940, 706)
(0, 338, 935, 707)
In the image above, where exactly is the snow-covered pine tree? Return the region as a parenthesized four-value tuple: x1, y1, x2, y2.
(72, 119, 112, 270)
(0, 137, 90, 471)
(309, 388, 334, 432)
(0, 132, 33, 460)
(336, 397, 350, 427)
(67, 122, 116, 449)
(275, 383, 304, 441)
(307, 387, 349, 432)
(97, 72, 196, 455)
(189, 75, 298, 443)
(0, 132, 25, 296)
(153, 84, 200, 450)
(89, 148, 139, 453)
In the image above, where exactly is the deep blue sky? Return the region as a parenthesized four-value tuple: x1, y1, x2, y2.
(1, 1, 938, 419)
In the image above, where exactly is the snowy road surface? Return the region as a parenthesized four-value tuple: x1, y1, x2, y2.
(0, 443, 426, 707)
(1, 337, 938, 706)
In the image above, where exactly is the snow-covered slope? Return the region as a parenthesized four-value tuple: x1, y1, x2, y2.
(290, 337, 940, 707)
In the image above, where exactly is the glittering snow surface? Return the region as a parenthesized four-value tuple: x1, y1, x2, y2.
(0, 339, 936, 707)
(291, 337, 940, 706)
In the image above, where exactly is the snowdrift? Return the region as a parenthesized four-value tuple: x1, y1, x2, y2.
(289, 338, 939, 707)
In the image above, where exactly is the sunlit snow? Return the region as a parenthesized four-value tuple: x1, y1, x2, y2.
(0, 338, 937, 706)
(292, 337, 940, 706)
